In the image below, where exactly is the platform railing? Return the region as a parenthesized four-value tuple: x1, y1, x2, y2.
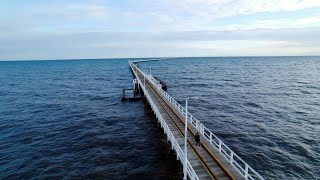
(130, 60, 264, 180)
(129, 61, 199, 180)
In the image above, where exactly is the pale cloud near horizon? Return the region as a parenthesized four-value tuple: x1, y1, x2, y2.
(0, 0, 320, 60)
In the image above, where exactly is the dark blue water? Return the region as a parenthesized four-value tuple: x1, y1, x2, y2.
(0, 59, 182, 179)
(1, 57, 319, 179)
(142, 57, 320, 179)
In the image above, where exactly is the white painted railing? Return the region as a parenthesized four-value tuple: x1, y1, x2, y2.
(129, 61, 199, 180)
(130, 60, 264, 180)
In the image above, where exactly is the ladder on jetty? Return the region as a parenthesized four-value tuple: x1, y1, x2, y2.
(129, 60, 264, 180)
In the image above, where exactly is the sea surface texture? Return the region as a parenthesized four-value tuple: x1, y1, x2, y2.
(0, 57, 319, 179)
(0, 59, 182, 179)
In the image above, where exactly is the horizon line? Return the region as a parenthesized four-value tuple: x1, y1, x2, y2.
(0, 55, 319, 62)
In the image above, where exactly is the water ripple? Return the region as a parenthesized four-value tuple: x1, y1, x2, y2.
(0, 59, 182, 179)
(150, 56, 320, 179)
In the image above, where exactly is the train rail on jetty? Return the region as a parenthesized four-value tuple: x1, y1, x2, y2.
(129, 60, 264, 180)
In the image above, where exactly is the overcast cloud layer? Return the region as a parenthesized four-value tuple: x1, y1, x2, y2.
(1, 0, 320, 60)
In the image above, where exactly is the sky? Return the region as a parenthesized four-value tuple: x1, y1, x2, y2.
(1, 0, 320, 60)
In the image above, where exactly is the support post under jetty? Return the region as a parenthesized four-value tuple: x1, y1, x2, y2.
(129, 60, 264, 180)
(120, 78, 143, 101)
(120, 88, 142, 101)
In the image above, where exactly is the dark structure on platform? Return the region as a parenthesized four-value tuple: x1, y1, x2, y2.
(121, 78, 143, 101)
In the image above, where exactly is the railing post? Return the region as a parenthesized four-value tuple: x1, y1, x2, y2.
(218, 139, 222, 152)
(230, 151, 234, 164)
(245, 164, 249, 180)
(210, 132, 212, 144)
(144, 74, 145, 90)
(195, 120, 198, 130)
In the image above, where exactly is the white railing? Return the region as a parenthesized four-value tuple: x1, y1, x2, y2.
(129, 60, 265, 180)
(129, 61, 199, 180)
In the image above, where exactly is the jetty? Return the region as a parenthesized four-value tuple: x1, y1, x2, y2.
(128, 60, 264, 180)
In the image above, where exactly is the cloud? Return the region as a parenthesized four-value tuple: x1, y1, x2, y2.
(92, 0, 320, 31)
(1, 0, 320, 59)
(0, 2, 112, 39)
(2, 0, 320, 34)
(34, 3, 109, 20)
(217, 15, 320, 30)
(1, 26, 319, 60)
(295, 16, 320, 26)
(162, 0, 320, 17)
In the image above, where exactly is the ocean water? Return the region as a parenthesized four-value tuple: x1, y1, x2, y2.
(0, 59, 182, 179)
(142, 57, 320, 179)
(0, 57, 319, 179)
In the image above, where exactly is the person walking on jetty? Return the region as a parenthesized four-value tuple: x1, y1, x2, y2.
(195, 132, 201, 149)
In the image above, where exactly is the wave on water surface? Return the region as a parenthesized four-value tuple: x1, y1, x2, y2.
(1, 57, 320, 179)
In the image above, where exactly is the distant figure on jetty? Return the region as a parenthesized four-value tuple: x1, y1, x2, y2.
(195, 132, 201, 149)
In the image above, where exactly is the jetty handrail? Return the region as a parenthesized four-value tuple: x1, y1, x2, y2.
(129, 61, 199, 180)
(130, 60, 264, 180)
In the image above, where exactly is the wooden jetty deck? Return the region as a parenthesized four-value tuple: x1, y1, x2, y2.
(129, 60, 264, 180)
